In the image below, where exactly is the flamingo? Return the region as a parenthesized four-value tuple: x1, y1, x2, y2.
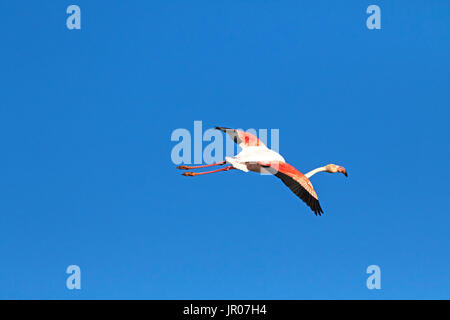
(177, 127, 347, 216)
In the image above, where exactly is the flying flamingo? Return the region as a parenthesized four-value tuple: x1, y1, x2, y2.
(177, 127, 347, 215)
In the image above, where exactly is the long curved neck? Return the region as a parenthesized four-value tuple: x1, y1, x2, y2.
(305, 166, 327, 179)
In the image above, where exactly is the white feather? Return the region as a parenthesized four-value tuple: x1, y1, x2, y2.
(225, 146, 285, 172)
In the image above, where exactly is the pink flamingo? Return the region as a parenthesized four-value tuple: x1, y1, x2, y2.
(177, 127, 347, 215)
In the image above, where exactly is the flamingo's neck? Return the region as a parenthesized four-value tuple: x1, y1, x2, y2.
(305, 166, 327, 179)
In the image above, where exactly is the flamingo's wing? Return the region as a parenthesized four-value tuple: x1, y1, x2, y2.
(259, 161, 324, 216)
(215, 127, 266, 149)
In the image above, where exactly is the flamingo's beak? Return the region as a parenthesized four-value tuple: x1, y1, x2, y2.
(338, 166, 348, 177)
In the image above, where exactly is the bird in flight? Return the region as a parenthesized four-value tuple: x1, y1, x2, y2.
(177, 127, 347, 215)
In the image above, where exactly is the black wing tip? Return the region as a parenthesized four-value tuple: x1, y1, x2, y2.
(310, 203, 324, 216)
(313, 208, 324, 216)
(312, 200, 324, 216)
(215, 126, 231, 132)
(275, 172, 325, 217)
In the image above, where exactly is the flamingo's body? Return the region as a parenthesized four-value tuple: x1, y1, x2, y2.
(225, 146, 285, 172)
(177, 127, 347, 216)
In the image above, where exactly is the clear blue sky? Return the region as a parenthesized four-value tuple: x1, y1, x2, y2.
(0, 1, 449, 299)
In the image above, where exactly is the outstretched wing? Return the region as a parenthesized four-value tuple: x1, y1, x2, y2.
(259, 161, 324, 216)
(215, 127, 266, 149)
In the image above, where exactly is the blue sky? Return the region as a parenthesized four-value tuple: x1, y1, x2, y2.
(0, 1, 449, 299)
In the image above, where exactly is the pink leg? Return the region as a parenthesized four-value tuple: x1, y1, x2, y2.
(177, 161, 226, 170)
(182, 166, 236, 176)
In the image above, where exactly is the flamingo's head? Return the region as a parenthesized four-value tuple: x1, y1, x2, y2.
(325, 164, 348, 177)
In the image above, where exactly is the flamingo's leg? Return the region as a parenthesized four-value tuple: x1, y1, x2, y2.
(182, 166, 236, 176)
(177, 161, 226, 170)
